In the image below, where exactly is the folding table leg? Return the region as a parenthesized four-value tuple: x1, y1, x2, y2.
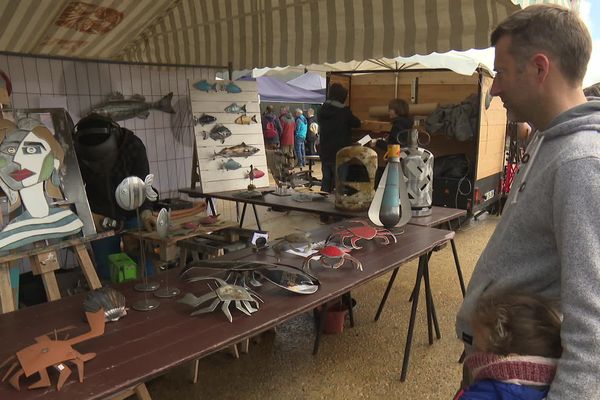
(424, 262, 441, 340)
(343, 292, 355, 327)
(446, 221, 466, 297)
(400, 255, 426, 382)
(313, 304, 329, 355)
(252, 204, 262, 231)
(207, 197, 217, 216)
(239, 203, 248, 228)
(374, 267, 399, 321)
(408, 251, 432, 303)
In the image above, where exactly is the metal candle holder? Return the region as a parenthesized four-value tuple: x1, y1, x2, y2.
(154, 208, 180, 298)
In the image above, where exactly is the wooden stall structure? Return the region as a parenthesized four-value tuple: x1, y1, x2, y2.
(328, 68, 507, 215)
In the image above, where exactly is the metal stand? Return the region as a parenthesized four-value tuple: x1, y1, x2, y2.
(133, 209, 160, 311)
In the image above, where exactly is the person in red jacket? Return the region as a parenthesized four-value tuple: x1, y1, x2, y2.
(279, 106, 296, 158)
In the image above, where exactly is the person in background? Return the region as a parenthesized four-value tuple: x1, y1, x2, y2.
(294, 108, 307, 168)
(306, 107, 319, 156)
(74, 113, 155, 281)
(262, 105, 282, 149)
(317, 83, 361, 193)
(279, 106, 296, 158)
(455, 5, 600, 398)
(373, 98, 414, 186)
(456, 291, 561, 400)
(583, 82, 600, 97)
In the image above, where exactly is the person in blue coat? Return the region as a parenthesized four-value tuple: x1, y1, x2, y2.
(456, 291, 561, 400)
(293, 108, 308, 167)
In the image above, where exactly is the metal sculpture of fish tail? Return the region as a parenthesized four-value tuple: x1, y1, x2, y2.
(222, 82, 242, 93)
(224, 103, 247, 114)
(207, 124, 232, 144)
(214, 142, 260, 159)
(193, 80, 217, 92)
(234, 114, 258, 125)
(194, 113, 217, 126)
(89, 92, 175, 121)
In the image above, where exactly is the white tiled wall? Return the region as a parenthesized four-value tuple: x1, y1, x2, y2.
(0, 54, 218, 198)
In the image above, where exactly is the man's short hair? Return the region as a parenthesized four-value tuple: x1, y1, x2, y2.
(328, 83, 348, 103)
(490, 4, 591, 85)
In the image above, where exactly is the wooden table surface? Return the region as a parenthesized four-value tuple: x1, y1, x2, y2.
(179, 187, 466, 227)
(0, 223, 453, 400)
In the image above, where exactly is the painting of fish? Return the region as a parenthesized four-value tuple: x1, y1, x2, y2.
(221, 82, 242, 93)
(224, 103, 247, 114)
(194, 113, 217, 126)
(89, 92, 175, 121)
(202, 124, 232, 144)
(193, 80, 217, 92)
(214, 142, 260, 159)
(234, 114, 258, 125)
(221, 158, 242, 170)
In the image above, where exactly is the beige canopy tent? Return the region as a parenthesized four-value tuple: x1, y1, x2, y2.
(0, 0, 574, 70)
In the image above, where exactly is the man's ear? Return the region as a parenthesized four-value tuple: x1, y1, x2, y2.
(531, 53, 551, 83)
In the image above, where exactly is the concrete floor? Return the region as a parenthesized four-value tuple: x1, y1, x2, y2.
(142, 202, 499, 400)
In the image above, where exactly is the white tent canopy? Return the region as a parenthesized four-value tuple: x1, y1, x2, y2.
(0, 0, 574, 70)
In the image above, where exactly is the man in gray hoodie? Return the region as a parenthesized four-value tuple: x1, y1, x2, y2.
(456, 5, 600, 399)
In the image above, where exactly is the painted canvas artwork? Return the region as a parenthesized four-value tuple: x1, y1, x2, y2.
(0, 110, 93, 251)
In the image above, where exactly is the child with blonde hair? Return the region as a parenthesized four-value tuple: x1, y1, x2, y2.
(456, 291, 561, 400)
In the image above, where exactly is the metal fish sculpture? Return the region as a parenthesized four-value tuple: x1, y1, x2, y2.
(89, 92, 175, 121)
(193, 80, 217, 93)
(214, 142, 260, 159)
(221, 158, 242, 170)
(202, 124, 232, 144)
(234, 114, 258, 125)
(246, 166, 265, 180)
(194, 113, 217, 126)
(224, 103, 247, 114)
(115, 175, 158, 211)
(221, 82, 242, 93)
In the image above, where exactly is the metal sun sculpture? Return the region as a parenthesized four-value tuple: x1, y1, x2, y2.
(0, 309, 105, 391)
(178, 277, 263, 323)
(302, 245, 363, 272)
(327, 220, 397, 250)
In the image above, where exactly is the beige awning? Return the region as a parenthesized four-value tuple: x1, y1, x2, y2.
(0, 0, 575, 69)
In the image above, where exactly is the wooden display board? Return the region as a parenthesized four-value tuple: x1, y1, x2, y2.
(189, 80, 270, 193)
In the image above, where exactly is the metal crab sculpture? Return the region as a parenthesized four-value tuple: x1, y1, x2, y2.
(302, 245, 363, 272)
(271, 231, 315, 262)
(178, 277, 263, 322)
(327, 220, 397, 250)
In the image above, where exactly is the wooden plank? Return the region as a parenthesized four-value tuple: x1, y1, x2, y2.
(190, 101, 261, 114)
(197, 156, 265, 172)
(202, 176, 270, 193)
(74, 244, 102, 290)
(200, 166, 268, 181)
(192, 112, 261, 125)
(196, 144, 266, 161)
(0, 265, 15, 313)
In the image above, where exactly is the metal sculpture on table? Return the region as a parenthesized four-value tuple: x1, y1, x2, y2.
(180, 260, 320, 295)
(368, 144, 411, 229)
(178, 277, 263, 322)
(84, 287, 127, 322)
(115, 175, 159, 311)
(154, 208, 180, 298)
(0, 119, 83, 251)
(327, 220, 397, 250)
(272, 232, 315, 262)
(0, 308, 105, 391)
(402, 129, 434, 217)
(302, 245, 363, 272)
(89, 92, 175, 121)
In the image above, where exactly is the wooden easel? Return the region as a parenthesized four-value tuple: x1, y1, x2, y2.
(0, 231, 114, 314)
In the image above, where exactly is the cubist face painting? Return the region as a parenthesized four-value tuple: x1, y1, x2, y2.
(0, 129, 56, 191)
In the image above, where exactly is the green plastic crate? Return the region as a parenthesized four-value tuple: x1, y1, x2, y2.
(108, 252, 138, 283)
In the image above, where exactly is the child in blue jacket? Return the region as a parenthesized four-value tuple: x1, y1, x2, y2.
(456, 291, 561, 400)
